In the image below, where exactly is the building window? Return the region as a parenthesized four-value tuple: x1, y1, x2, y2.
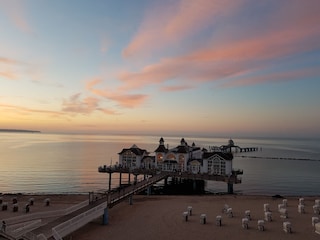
(208, 160, 213, 174)
(123, 151, 136, 167)
(157, 154, 163, 163)
(210, 156, 226, 175)
(179, 155, 185, 170)
(167, 153, 176, 160)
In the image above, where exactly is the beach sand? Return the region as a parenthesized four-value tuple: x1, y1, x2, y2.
(71, 195, 319, 240)
(1, 194, 319, 239)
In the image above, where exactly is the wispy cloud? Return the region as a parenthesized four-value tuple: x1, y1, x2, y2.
(119, 0, 320, 91)
(160, 85, 194, 92)
(0, 71, 18, 80)
(123, 0, 245, 58)
(62, 93, 117, 115)
(0, 103, 65, 118)
(0, 56, 25, 80)
(0, 1, 33, 34)
(0, 57, 20, 65)
(86, 78, 149, 108)
(100, 35, 110, 54)
(218, 67, 320, 88)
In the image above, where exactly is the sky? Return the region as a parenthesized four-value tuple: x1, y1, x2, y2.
(0, 0, 320, 138)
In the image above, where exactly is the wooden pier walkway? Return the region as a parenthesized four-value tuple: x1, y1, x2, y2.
(26, 172, 168, 240)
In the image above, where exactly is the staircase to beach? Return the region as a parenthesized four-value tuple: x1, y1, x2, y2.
(7, 173, 168, 240)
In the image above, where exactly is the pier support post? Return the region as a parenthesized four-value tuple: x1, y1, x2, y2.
(228, 183, 234, 194)
(119, 172, 122, 187)
(193, 180, 197, 191)
(129, 195, 133, 205)
(128, 172, 131, 185)
(147, 186, 152, 195)
(134, 174, 138, 185)
(103, 208, 108, 225)
(108, 173, 112, 192)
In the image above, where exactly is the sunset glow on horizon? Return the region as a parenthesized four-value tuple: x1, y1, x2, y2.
(1, 0, 320, 138)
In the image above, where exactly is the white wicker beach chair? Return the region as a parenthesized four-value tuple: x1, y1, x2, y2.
(187, 206, 192, 216)
(242, 218, 249, 229)
(222, 204, 229, 213)
(227, 208, 233, 218)
(182, 211, 188, 221)
(257, 220, 265, 231)
(298, 204, 305, 213)
(278, 203, 285, 212)
(315, 199, 320, 206)
(264, 211, 272, 222)
(312, 217, 319, 227)
(283, 199, 288, 207)
(280, 208, 288, 218)
(263, 203, 270, 212)
(315, 222, 320, 235)
(44, 198, 50, 206)
(283, 221, 292, 233)
(200, 214, 206, 224)
(29, 198, 34, 206)
(245, 210, 251, 220)
(216, 215, 222, 226)
(314, 205, 320, 214)
(299, 198, 304, 205)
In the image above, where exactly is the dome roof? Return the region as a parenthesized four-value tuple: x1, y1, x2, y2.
(228, 139, 235, 146)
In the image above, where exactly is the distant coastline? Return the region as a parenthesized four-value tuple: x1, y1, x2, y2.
(0, 129, 41, 133)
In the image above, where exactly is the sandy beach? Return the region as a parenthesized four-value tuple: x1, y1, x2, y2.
(71, 194, 319, 240)
(1, 194, 320, 239)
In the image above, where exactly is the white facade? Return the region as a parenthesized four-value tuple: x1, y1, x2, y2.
(118, 138, 233, 176)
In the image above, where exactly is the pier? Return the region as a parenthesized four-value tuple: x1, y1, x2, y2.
(220, 139, 259, 153)
(98, 165, 243, 194)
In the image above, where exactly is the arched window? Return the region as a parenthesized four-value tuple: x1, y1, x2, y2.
(166, 153, 176, 160)
(211, 156, 226, 175)
(157, 154, 163, 163)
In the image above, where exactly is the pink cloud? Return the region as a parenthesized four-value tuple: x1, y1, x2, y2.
(62, 93, 116, 115)
(219, 67, 320, 88)
(0, 1, 33, 34)
(123, 0, 245, 58)
(86, 78, 149, 108)
(160, 85, 194, 92)
(118, 0, 320, 91)
(0, 103, 65, 118)
(0, 71, 18, 80)
(0, 57, 20, 65)
(0, 56, 25, 80)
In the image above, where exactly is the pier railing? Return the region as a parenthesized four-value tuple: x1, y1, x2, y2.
(49, 173, 167, 239)
(4, 200, 89, 226)
(52, 201, 108, 240)
(8, 219, 42, 239)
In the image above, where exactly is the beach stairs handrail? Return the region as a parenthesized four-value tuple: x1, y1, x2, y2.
(8, 219, 42, 239)
(52, 201, 108, 240)
(0, 231, 16, 240)
(108, 172, 169, 207)
(26, 174, 167, 239)
(3, 200, 89, 226)
(23, 231, 47, 240)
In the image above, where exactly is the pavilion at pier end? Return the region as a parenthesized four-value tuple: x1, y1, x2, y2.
(99, 137, 245, 194)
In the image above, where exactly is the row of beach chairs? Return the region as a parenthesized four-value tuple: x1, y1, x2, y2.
(181, 198, 320, 234)
(0, 197, 51, 212)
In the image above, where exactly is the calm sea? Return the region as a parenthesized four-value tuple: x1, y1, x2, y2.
(0, 133, 319, 196)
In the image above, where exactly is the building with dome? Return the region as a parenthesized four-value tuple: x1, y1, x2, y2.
(118, 137, 234, 176)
